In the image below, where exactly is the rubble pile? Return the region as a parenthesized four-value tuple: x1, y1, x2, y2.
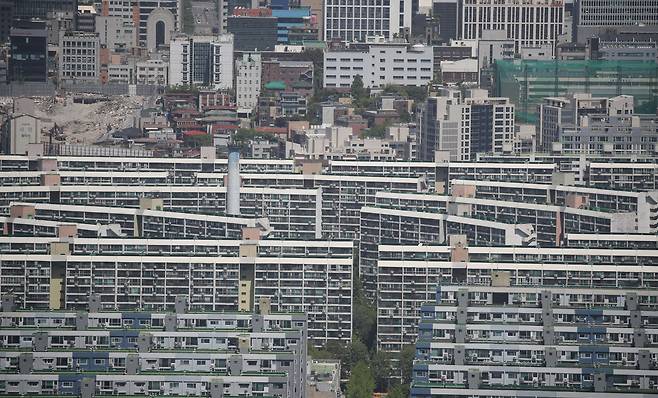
(31, 94, 145, 145)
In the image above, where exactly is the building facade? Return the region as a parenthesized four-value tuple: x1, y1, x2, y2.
(324, 37, 433, 89)
(461, 0, 565, 53)
(0, 295, 308, 398)
(58, 31, 100, 83)
(411, 284, 658, 397)
(235, 52, 262, 110)
(9, 20, 48, 83)
(169, 34, 234, 89)
(324, 0, 412, 42)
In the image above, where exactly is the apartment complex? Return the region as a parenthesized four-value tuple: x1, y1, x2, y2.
(379, 241, 658, 355)
(0, 236, 351, 345)
(0, 296, 308, 397)
(411, 283, 658, 397)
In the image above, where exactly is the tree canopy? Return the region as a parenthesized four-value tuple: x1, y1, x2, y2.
(346, 361, 375, 398)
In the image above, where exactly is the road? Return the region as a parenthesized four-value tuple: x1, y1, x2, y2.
(191, 1, 219, 35)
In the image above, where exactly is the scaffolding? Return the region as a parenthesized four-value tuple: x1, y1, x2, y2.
(494, 60, 658, 123)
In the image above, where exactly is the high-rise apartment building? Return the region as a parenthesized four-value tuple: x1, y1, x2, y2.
(169, 34, 234, 89)
(324, 0, 412, 42)
(460, 0, 565, 53)
(411, 284, 658, 397)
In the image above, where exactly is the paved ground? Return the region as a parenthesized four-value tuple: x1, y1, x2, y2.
(191, 1, 219, 35)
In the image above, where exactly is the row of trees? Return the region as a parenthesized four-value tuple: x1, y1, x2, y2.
(309, 265, 415, 398)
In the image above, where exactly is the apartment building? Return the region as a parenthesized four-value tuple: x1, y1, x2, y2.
(359, 205, 536, 297)
(559, 113, 658, 156)
(375, 190, 653, 247)
(0, 237, 352, 344)
(135, 59, 168, 85)
(411, 283, 658, 397)
(380, 242, 658, 356)
(323, 37, 433, 89)
(0, 296, 307, 398)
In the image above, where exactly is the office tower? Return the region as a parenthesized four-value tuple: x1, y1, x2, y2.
(432, 0, 458, 42)
(324, 0, 412, 42)
(13, 0, 78, 20)
(460, 0, 565, 53)
(574, 0, 658, 42)
(58, 31, 101, 84)
(0, 0, 13, 43)
(227, 9, 278, 51)
(168, 34, 234, 89)
(8, 20, 48, 83)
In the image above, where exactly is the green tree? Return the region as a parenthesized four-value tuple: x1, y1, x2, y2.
(351, 75, 366, 102)
(347, 338, 370, 368)
(361, 124, 388, 139)
(183, 133, 211, 148)
(398, 345, 416, 385)
(233, 128, 277, 144)
(371, 350, 392, 392)
(347, 361, 375, 398)
(387, 383, 410, 398)
(351, 272, 376, 351)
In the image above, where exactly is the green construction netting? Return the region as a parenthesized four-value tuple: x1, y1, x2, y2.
(494, 60, 658, 123)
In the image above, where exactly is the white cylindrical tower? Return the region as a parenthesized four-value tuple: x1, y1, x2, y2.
(226, 145, 241, 216)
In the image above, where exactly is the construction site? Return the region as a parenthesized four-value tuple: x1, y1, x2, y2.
(0, 93, 147, 146)
(495, 59, 658, 122)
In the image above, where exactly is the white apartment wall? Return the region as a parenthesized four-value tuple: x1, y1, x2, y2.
(168, 36, 187, 87)
(323, 43, 433, 89)
(235, 53, 261, 110)
(136, 60, 168, 85)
